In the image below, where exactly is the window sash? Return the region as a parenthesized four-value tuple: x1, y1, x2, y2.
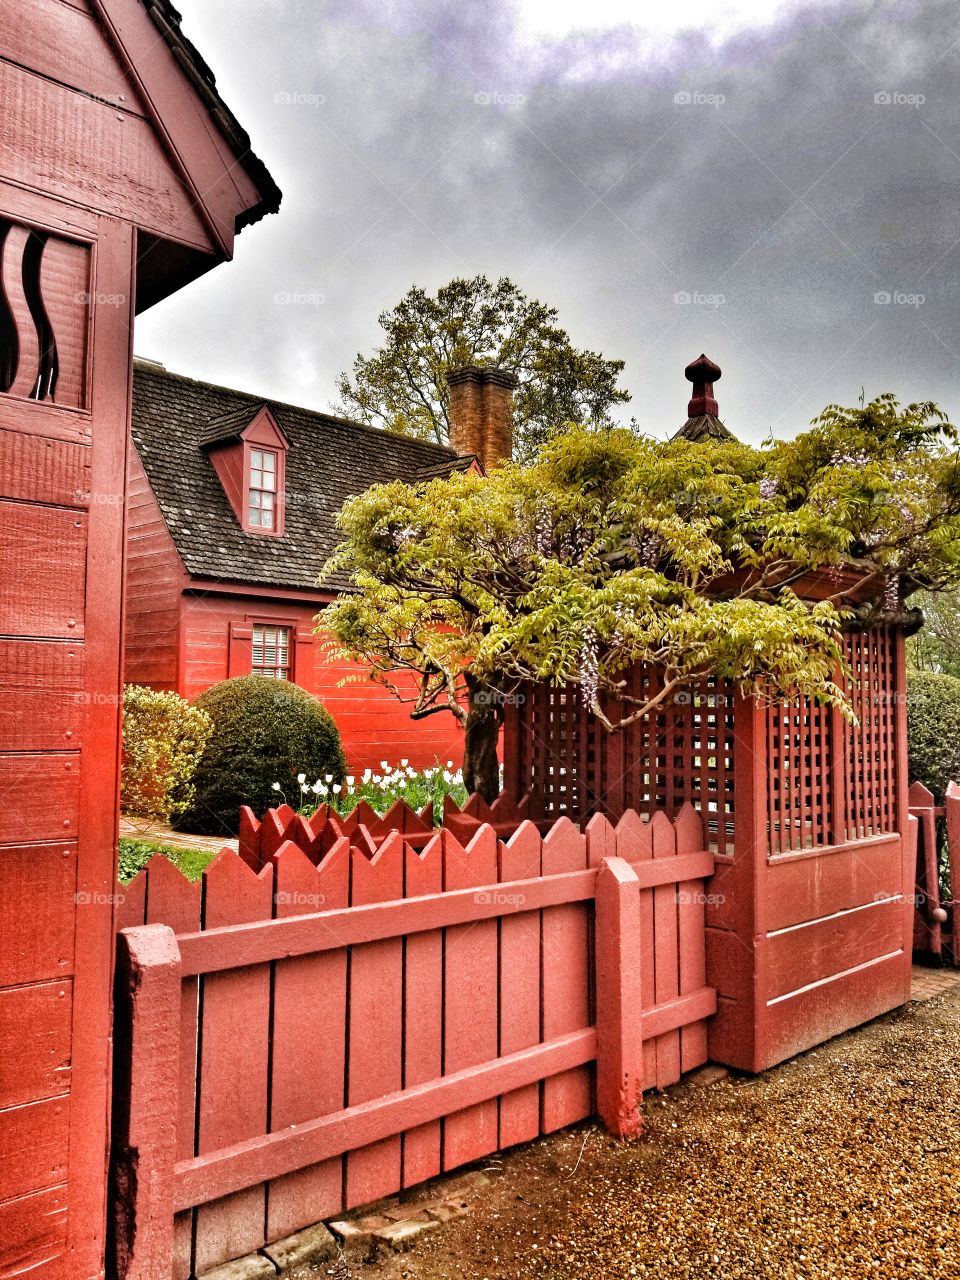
(252, 623, 291, 678)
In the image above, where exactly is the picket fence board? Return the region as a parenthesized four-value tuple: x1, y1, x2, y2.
(266, 840, 349, 1240)
(345, 836, 404, 1205)
(193, 853, 273, 1276)
(497, 821, 543, 1148)
(540, 818, 592, 1132)
(441, 826, 499, 1170)
(402, 832, 443, 1186)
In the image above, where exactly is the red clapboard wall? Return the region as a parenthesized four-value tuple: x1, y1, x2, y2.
(0, 2, 279, 1276)
(111, 803, 716, 1279)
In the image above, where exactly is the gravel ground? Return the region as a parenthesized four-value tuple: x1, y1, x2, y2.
(333, 989, 960, 1280)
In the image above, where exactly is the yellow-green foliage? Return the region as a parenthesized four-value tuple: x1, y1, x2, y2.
(121, 685, 212, 824)
(322, 395, 960, 732)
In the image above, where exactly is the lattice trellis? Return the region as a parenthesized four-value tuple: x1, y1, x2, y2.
(506, 625, 898, 857)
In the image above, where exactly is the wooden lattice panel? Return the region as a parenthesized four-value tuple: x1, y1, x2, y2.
(512, 669, 736, 851)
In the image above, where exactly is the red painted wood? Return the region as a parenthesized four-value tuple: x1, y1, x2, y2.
(174, 1030, 598, 1211)
(614, 810, 657, 1088)
(0, 980, 72, 1110)
(497, 821, 542, 1148)
(142, 858, 200, 1280)
(268, 839, 350, 1238)
(0, 1184, 68, 1277)
(177, 867, 598, 975)
(441, 826, 499, 1170)
(0, 844, 75, 987)
(650, 811, 681, 1087)
(540, 818, 592, 1131)
(401, 833, 443, 1186)
(0, 1095, 68, 1203)
(193, 853, 273, 1276)
(595, 858, 643, 1137)
(345, 836, 404, 1206)
(112, 925, 181, 1280)
(674, 804, 708, 1071)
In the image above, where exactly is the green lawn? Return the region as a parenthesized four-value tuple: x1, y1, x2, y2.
(117, 837, 216, 884)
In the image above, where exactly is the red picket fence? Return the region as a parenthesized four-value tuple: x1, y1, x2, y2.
(909, 780, 960, 966)
(112, 807, 715, 1280)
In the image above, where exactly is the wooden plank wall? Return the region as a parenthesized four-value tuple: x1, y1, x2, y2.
(115, 806, 714, 1277)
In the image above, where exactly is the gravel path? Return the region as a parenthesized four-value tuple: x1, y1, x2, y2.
(361, 989, 960, 1280)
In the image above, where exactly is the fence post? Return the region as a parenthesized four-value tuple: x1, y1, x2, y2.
(945, 782, 960, 966)
(595, 856, 643, 1138)
(112, 925, 182, 1280)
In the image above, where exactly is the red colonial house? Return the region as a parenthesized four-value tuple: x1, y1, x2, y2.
(123, 361, 515, 770)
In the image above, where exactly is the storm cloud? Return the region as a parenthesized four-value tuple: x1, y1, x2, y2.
(135, 0, 960, 444)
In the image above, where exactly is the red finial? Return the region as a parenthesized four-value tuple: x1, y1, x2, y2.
(685, 353, 721, 417)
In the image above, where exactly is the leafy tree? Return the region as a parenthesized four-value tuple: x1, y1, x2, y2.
(907, 589, 960, 676)
(121, 685, 212, 826)
(322, 395, 960, 799)
(335, 275, 629, 461)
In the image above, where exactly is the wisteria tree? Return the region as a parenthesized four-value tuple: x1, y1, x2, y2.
(321, 396, 960, 799)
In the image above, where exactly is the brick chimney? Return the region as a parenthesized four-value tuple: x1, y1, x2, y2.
(446, 365, 517, 469)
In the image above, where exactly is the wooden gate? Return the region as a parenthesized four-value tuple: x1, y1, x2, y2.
(909, 781, 960, 965)
(111, 806, 716, 1279)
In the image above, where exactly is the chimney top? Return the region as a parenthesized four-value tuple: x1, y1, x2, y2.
(446, 365, 517, 469)
(672, 354, 734, 443)
(685, 353, 721, 417)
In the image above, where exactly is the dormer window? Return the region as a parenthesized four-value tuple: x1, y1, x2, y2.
(200, 402, 289, 537)
(249, 448, 278, 529)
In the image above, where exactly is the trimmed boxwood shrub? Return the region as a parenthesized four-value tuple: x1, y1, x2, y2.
(176, 676, 346, 836)
(907, 669, 960, 804)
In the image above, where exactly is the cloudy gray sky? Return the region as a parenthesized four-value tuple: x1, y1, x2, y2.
(134, 0, 960, 445)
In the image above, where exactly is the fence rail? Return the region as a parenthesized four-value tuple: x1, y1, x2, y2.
(112, 807, 715, 1280)
(909, 780, 960, 965)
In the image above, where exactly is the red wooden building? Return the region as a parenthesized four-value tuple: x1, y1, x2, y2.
(0, 3, 279, 1276)
(124, 360, 477, 772)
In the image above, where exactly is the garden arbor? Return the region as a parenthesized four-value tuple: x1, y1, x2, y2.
(502, 359, 913, 1072)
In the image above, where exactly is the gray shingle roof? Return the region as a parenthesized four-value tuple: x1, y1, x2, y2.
(131, 361, 463, 591)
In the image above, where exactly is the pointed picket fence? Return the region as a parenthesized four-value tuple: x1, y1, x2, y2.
(112, 806, 716, 1280)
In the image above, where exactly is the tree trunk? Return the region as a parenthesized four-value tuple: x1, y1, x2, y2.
(462, 681, 502, 802)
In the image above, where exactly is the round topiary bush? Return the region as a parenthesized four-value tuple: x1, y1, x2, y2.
(907, 669, 960, 804)
(176, 676, 346, 835)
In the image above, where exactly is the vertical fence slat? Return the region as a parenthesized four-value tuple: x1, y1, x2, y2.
(616, 811, 657, 1090)
(346, 835, 404, 1206)
(442, 825, 500, 1169)
(595, 858, 643, 1138)
(650, 811, 681, 1087)
(498, 821, 543, 1148)
(112, 925, 181, 1280)
(144, 858, 201, 1280)
(193, 854, 274, 1276)
(401, 833, 443, 1187)
(674, 805, 707, 1072)
(541, 819, 592, 1131)
(267, 839, 350, 1239)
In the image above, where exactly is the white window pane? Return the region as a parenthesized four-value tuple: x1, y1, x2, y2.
(262, 452, 276, 473)
(249, 506, 261, 526)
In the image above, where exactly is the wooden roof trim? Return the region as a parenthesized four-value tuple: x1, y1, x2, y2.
(90, 0, 281, 257)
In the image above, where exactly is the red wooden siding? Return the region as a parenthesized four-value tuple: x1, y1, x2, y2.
(171, 592, 464, 771)
(0, 0, 278, 1273)
(112, 806, 716, 1278)
(124, 448, 186, 688)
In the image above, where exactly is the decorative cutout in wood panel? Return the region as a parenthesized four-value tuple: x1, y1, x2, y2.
(0, 219, 89, 408)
